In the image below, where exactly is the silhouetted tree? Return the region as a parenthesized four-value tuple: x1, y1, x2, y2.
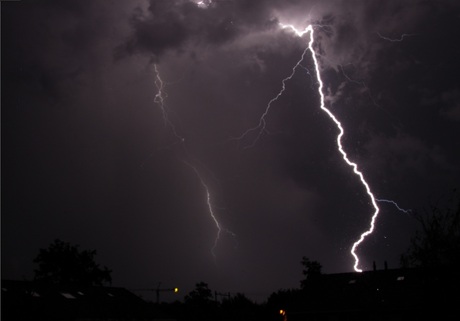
(34, 239, 112, 286)
(222, 292, 252, 306)
(184, 282, 217, 320)
(221, 293, 260, 321)
(266, 288, 301, 314)
(184, 281, 213, 305)
(300, 256, 322, 289)
(401, 190, 460, 269)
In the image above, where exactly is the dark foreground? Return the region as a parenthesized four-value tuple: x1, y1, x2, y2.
(3, 267, 459, 321)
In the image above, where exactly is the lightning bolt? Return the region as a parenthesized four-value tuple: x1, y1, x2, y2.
(152, 63, 234, 261)
(376, 198, 412, 214)
(231, 47, 311, 148)
(377, 32, 417, 42)
(183, 161, 223, 259)
(301, 24, 379, 273)
(240, 23, 380, 272)
(154, 63, 168, 126)
(153, 9, 388, 271)
(153, 64, 185, 143)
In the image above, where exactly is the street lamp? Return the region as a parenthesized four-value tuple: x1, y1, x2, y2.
(279, 309, 287, 321)
(132, 284, 179, 303)
(155, 283, 179, 304)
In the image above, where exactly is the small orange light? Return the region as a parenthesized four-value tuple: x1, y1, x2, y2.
(174, 287, 179, 293)
(279, 309, 286, 316)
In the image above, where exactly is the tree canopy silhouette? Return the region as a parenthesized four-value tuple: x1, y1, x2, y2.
(300, 256, 322, 289)
(401, 190, 460, 269)
(33, 239, 112, 286)
(184, 281, 213, 305)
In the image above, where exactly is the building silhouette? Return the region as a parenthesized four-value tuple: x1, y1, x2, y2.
(1, 279, 165, 321)
(282, 266, 460, 320)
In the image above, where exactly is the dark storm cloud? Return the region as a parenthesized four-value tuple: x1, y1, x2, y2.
(438, 89, 460, 121)
(116, 0, 346, 60)
(116, 0, 273, 59)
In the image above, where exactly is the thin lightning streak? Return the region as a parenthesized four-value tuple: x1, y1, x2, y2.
(376, 198, 412, 214)
(337, 64, 385, 115)
(278, 23, 380, 272)
(154, 64, 168, 126)
(377, 32, 417, 42)
(231, 48, 311, 148)
(153, 64, 234, 260)
(183, 161, 223, 260)
(153, 64, 184, 143)
(339, 64, 366, 87)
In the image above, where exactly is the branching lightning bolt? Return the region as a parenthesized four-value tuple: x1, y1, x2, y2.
(153, 63, 234, 261)
(230, 48, 311, 148)
(376, 198, 412, 214)
(153, 11, 398, 271)
(238, 23, 381, 272)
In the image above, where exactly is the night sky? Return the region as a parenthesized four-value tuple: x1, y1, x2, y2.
(2, 0, 460, 302)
